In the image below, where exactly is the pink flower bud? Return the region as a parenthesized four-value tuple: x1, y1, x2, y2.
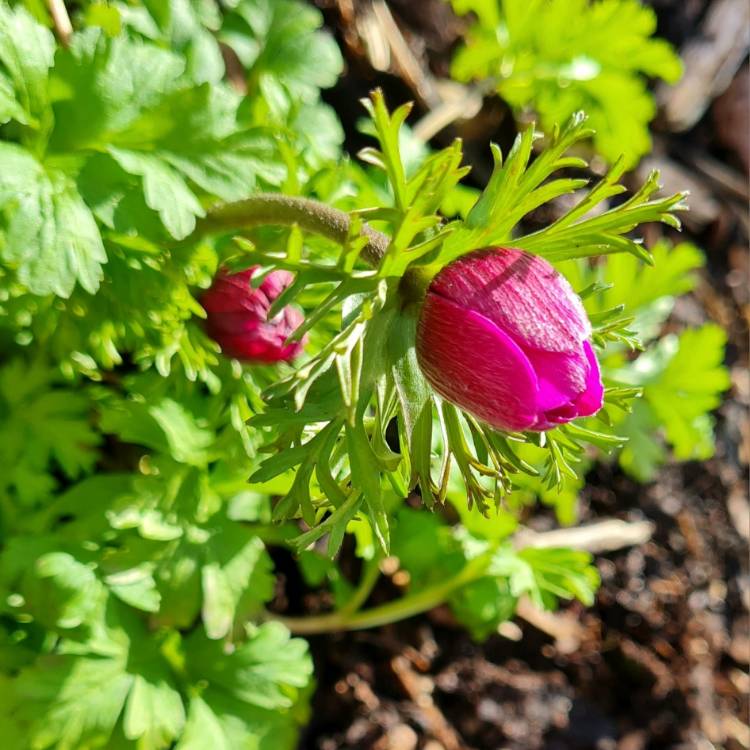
(416, 247, 603, 431)
(201, 267, 305, 364)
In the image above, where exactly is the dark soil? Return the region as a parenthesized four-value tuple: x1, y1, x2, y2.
(294, 1, 750, 747)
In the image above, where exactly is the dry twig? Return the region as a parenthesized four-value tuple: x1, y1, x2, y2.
(514, 518, 655, 554)
(46, 0, 72, 46)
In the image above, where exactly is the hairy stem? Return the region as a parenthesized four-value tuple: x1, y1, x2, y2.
(194, 193, 390, 266)
(269, 549, 494, 635)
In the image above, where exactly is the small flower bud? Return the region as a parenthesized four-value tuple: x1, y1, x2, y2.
(201, 267, 304, 364)
(416, 247, 603, 431)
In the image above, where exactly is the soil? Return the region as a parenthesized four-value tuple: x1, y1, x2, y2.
(292, 1, 750, 748)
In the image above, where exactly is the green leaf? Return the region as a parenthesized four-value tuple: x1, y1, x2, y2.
(105, 564, 162, 613)
(360, 90, 411, 211)
(76, 152, 168, 237)
(152, 539, 203, 630)
(387, 306, 435, 500)
(291, 102, 345, 163)
(50, 28, 185, 152)
(84, 2, 124, 37)
(565, 239, 705, 342)
(177, 689, 304, 750)
(0, 71, 29, 125)
(389, 308, 432, 453)
(186, 621, 313, 710)
(20, 551, 101, 630)
(390, 508, 464, 587)
(7, 600, 188, 750)
(346, 422, 390, 552)
(47, 28, 281, 242)
(112, 83, 285, 201)
(115, 0, 225, 84)
(0, 4, 55, 127)
(451, 0, 682, 166)
(293, 492, 363, 558)
(616, 399, 667, 481)
(175, 696, 232, 750)
(123, 670, 186, 749)
(449, 576, 516, 640)
(108, 147, 205, 239)
(432, 115, 686, 269)
(201, 524, 274, 639)
(0, 359, 100, 506)
(99, 397, 214, 465)
(221, 0, 343, 107)
(616, 324, 730, 476)
(489, 544, 599, 610)
(13, 654, 133, 750)
(0, 144, 106, 296)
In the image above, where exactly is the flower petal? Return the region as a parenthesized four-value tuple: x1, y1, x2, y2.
(417, 293, 539, 431)
(201, 268, 304, 364)
(522, 347, 589, 412)
(573, 341, 604, 417)
(526, 341, 603, 429)
(201, 269, 266, 315)
(429, 248, 591, 353)
(211, 317, 303, 362)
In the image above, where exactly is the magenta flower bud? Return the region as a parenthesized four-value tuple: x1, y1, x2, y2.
(416, 247, 604, 432)
(201, 267, 305, 364)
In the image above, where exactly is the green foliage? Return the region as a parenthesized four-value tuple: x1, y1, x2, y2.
(220, 0, 343, 106)
(0, 0, 335, 383)
(390, 508, 599, 640)
(451, 0, 682, 167)
(0, 1, 338, 745)
(616, 324, 730, 480)
(0, 370, 311, 747)
(2, 599, 311, 750)
(0, 0, 729, 744)
(0, 358, 99, 507)
(0, 142, 106, 296)
(434, 113, 686, 267)
(560, 240, 730, 480)
(252, 91, 687, 551)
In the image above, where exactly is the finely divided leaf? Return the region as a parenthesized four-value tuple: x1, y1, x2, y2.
(123, 669, 186, 749)
(0, 359, 100, 505)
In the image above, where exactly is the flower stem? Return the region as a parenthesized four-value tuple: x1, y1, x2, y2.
(194, 193, 390, 265)
(270, 549, 494, 635)
(338, 553, 383, 617)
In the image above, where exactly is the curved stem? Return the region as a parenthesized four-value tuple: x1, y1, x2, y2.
(193, 193, 390, 266)
(338, 553, 383, 617)
(270, 549, 494, 635)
